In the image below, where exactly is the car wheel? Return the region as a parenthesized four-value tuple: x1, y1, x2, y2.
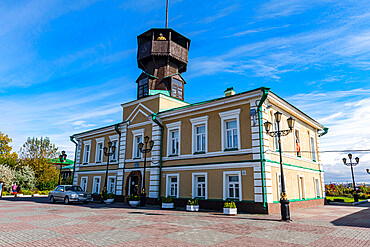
(83, 201, 89, 204)
(49, 196, 55, 203)
(64, 196, 70, 205)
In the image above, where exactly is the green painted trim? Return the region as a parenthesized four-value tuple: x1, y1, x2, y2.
(162, 159, 259, 168)
(265, 159, 323, 172)
(258, 87, 270, 209)
(273, 197, 324, 204)
(319, 127, 329, 137)
(149, 90, 170, 96)
(72, 122, 123, 137)
(76, 169, 118, 173)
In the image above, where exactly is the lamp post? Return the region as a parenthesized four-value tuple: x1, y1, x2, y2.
(264, 111, 295, 221)
(366, 169, 370, 174)
(342, 154, 359, 202)
(102, 142, 116, 194)
(58, 151, 67, 185)
(138, 136, 154, 206)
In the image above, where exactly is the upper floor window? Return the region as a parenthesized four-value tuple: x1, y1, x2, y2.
(111, 140, 118, 161)
(190, 116, 208, 155)
(219, 109, 241, 151)
(172, 79, 183, 99)
(83, 140, 91, 164)
(226, 120, 238, 149)
(166, 121, 181, 157)
(273, 116, 279, 151)
(95, 137, 105, 163)
(132, 129, 144, 159)
(138, 78, 149, 99)
(295, 130, 301, 157)
(310, 136, 316, 161)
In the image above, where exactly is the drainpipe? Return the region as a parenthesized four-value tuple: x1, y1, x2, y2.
(151, 113, 164, 201)
(318, 127, 329, 137)
(257, 87, 270, 209)
(70, 136, 78, 185)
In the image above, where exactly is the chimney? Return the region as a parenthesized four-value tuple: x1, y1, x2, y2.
(224, 87, 236, 97)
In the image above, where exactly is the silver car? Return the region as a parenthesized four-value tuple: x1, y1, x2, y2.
(48, 185, 92, 205)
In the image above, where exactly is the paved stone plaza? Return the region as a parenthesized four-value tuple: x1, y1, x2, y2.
(0, 198, 369, 246)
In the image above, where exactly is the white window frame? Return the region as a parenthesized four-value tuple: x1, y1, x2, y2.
(166, 121, 181, 157)
(83, 140, 92, 164)
(92, 176, 101, 194)
(80, 177, 88, 192)
(219, 109, 241, 151)
(190, 116, 209, 154)
(95, 137, 105, 163)
(107, 176, 116, 194)
(310, 135, 317, 162)
(223, 171, 242, 201)
(132, 129, 145, 159)
(298, 175, 306, 200)
(109, 135, 119, 162)
(192, 172, 208, 199)
(166, 173, 179, 198)
(314, 177, 321, 198)
(294, 128, 301, 157)
(276, 172, 286, 201)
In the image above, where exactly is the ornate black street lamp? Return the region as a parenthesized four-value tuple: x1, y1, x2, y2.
(102, 142, 116, 194)
(264, 111, 295, 221)
(138, 136, 154, 206)
(58, 151, 67, 185)
(366, 169, 370, 174)
(342, 154, 359, 202)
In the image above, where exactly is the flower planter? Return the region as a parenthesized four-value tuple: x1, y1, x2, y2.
(162, 202, 174, 209)
(104, 199, 114, 204)
(129, 200, 140, 207)
(223, 208, 237, 215)
(32, 194, 40, 197)
(186, 205, 199, 211)
(16, 194, 24, 197)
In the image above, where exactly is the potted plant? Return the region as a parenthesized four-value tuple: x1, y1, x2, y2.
(186, 198, 199, 211)
(223, 201, 237, 215)
(161, 196, 174, 209)
(101, 191, 115, 204)
(128, 194, 140, 207)
(16, 191, 24, 197)
(32, 189, 40, 197)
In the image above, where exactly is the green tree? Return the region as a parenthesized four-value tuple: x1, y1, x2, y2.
(0, 132, 18, 167)
(20, 137, 59, 190)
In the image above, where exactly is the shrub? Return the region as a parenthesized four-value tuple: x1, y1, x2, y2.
(162, 197, 173, 203)
(224, 201, 237, 208)
(187, 198, 198, 205)
(127, 194, 139, 201)
(22, 190, 34, 195)
(38, 190, 50, 195)
(101, 191, 115, 200)
(2, 191, 11, 196)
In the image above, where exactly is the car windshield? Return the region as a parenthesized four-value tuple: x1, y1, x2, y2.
(65, 186, 83, 192)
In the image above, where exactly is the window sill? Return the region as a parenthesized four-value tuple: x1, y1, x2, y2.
(83, 163, 88, 165)
(193, 151, 206, 155)
(168, 154, 179, 157)
(224, 148, 238, 152)
(110, 160, 117, 162)
(133, 158, 141, 160)
(96, 161, 101, 163)
(297, 156, 301, 158)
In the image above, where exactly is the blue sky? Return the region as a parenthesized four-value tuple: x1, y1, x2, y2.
(0, 0, 369, 183)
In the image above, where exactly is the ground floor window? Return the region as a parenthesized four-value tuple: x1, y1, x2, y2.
(223, 171, 242, 201)
(93, 176, 101, 194)
(298, 175, 305, 199)
(192, 173, 207, 199)
(108, 176, 115, 194)
(166, 174, 179, 198)
(80, 177, 88, 192)
(314, 178, 321, 198)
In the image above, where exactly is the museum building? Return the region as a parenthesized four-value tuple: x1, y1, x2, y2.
(71, 28, 328, 214)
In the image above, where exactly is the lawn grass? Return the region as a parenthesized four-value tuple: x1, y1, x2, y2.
(326, 196, 366, 203)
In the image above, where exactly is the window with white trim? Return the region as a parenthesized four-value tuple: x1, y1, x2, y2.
(166, 174, 179, 198)
(83, 140, 91, 164)
(298, 175, 305, 199)
(295, 130, 301, 157)
(310, 136, 316, 161)
(132, 129, 144, 159)
(96, 143, 103, 163)
(93, 176, 101, 194)
(108, 176, 116, 194)
(314, 178, 321, 198)
(226, 120, 238, 149)
(111, 140, 118, 161)
(190, 116, 208, 155)
(196, 176, 206, 197)
(277, 173, 282, 200)
(195, 125, 206, 152)
(219, 109, 241, 151)
(273, 118, 279, 151)
(167, 121, 181, 157)
(80, 177, 88, 192)
(223, 171, 242, 201)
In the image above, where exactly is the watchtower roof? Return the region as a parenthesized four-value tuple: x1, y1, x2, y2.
(137, 28, 191, 49)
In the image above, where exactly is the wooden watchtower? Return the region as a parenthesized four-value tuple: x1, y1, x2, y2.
(136, 28, 190, 100)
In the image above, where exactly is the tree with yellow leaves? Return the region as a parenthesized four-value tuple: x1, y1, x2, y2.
(0, 132, 18, 167)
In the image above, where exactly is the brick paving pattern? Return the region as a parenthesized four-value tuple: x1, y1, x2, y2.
(0, 198, 369, 246)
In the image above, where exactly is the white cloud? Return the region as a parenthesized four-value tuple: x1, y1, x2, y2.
(286, 89, 370, 183)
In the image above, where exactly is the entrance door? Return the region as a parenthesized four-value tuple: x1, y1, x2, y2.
(129, 175, 139, 196)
